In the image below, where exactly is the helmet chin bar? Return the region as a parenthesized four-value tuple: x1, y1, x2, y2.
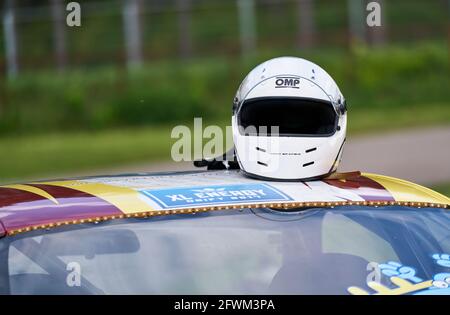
(233, 132, 346, 181)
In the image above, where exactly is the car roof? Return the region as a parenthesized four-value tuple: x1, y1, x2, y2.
(0, 169, 448, 237)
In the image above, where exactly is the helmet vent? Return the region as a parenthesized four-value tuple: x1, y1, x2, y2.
(303, 161, 315, 167)
(256, 147, 266, 152)
(305, 147, 317, 153)
(257, 161, 268, 167)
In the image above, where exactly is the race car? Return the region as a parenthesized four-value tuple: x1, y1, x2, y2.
(1, 57, 447, 296)
(0, 169, 448, 295)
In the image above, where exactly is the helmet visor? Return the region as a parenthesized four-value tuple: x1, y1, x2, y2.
(238, 97, 338, 136)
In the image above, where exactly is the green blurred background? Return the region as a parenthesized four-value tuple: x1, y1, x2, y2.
(0, 0, 449, 195)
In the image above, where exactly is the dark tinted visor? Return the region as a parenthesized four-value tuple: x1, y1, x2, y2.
(238, 97, 338, 136)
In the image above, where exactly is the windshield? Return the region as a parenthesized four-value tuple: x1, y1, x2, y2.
(1, 206, 449, 295)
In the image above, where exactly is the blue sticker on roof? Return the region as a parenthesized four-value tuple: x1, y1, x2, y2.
(140, 183, 293, 209)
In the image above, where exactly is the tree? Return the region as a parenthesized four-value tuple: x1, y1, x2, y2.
(237, 0, 256, 57)
(123, 0, 143, 69)
(51, 0, 67, 71)
(3, 0, 18, 78)
(347, 0, 365, 47)
(297, 0, 315, 49)
(177, 0, 193, 59)
(366, 0, 386, 46)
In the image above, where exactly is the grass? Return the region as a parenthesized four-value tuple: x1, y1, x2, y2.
(349, 104, 450, 136)
(432, 183, 450, 198)
(0, 127, 172, 184)
(0, 103, 448, 184)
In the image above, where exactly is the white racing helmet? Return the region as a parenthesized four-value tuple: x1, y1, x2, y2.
(232, 57, 347, 181)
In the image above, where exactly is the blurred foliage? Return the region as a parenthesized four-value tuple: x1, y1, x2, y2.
(432, 183, 450, 198)
(0, 42, 448, 135)
(3, 0, 447, 63)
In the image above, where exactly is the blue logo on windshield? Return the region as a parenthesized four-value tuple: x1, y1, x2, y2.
(141, 183, 292, 209)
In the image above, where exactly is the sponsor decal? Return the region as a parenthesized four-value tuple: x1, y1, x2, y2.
(348, 253, 450, 295)
(275, 76, 300, 89)
(140, 183, 292, 209)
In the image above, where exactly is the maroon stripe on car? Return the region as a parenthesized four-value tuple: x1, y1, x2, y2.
(0, 184, 122, 232)
(324, 175, 395, 202)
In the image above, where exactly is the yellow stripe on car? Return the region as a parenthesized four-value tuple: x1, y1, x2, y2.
(41, 181, 154, 214)
(364, 173, 450, 205)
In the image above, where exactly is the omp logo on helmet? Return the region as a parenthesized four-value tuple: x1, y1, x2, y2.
(275, 76, 300, 89)
(140, 183, 292, 209)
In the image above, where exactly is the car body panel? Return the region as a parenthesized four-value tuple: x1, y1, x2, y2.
(0, 170, 448, 236)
